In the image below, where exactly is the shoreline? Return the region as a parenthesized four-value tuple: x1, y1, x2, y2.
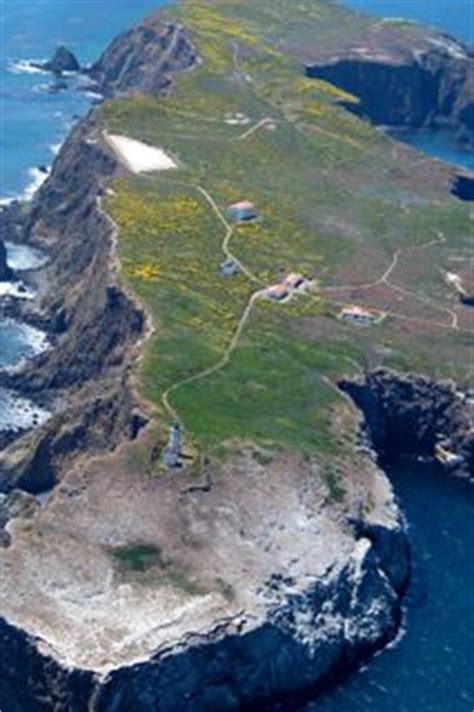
(0, 1, 472, 709)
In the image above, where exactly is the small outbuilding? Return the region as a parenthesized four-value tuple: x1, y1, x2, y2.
(227, 200, 258, 222)
(283, 272, 306, 290)
(266, 283, 289, 301)
(163, 423, 183, 469)
(220, 259, 239, 277)
(339, 305, 382, 326)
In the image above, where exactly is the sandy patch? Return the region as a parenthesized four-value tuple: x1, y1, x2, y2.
(105, 134, 177, 173)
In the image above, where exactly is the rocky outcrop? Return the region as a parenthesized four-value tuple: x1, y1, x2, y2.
(33, 46, 81, 74)
(0, 8, 202, 492)
(0, 530, 409, 711)
(0, 617, 95, 712)
(304, 25, 473, 147)
(87, 18, 197, 97)
(340, 368, 474, 477)
(0, 238, 13, 281)
(0, 113, 148, 492)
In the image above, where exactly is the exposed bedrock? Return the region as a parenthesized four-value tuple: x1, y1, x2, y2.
(86, 18, 197, 97)
(33, 46, 81, 74)
(0, 116, 145, 492)
(340, 368, 474, 476)
(0, 530, 409, 712)
(305, 34, 473, 146)
(0, 237, 13, 281)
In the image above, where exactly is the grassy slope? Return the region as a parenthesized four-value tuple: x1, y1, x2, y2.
(102, 0, 472, 463)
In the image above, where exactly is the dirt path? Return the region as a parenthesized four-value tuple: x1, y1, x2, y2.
(320, 230, 462, 331)
(161, 289, 264, 423)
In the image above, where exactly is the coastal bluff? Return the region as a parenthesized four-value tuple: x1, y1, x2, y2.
(302, 21, 473, 147)
(0, 1, 472, 710)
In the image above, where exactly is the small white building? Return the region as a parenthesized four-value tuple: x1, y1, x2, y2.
(266, 283, 289, 301)
(220, 259, 239, 277)
(339, 305, 382, 326)
(227, 200, 258, 222)
(283, 273, 306, 290)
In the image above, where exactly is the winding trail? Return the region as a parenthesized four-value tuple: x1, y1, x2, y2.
(320, 230, 461, 330)
(107, 66, 470, 434)
(161, 289, 265, 423)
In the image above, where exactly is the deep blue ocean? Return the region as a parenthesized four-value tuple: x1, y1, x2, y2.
(1, 2, 473, 711)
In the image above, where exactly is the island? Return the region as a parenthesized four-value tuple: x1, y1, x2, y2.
(1, 1, 472, 710)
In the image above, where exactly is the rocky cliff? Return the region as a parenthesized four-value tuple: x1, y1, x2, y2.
(341, 368, 474, 477)
(303, 24, 473, 146)
(1, 527, 409, 712)
(0, 237, 13, 281)
(0, 113, 147, 493)
(0, 14, 198, 493)
(87, 17, 197, 97)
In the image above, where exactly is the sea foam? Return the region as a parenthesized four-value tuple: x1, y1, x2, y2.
(7, 58, 48, 75)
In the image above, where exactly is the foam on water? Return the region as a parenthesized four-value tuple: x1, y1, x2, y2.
(22, 167, 50, 201)
(5, 241, 48, 271)
(7, 58, 48, 75)
(0, 318, 49, 369)
(0, 281, 35, 300)
(0, 388, 50, 432)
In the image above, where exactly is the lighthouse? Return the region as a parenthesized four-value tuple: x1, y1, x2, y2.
(163, 423, 182, 469)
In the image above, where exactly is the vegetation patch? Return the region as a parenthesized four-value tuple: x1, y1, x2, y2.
(102, 0, 471, 470)
(109, 543, 203, 595)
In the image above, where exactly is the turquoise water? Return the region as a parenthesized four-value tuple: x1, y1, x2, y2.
(343, 0, 473, 170)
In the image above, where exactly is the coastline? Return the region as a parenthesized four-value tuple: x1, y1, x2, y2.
(0, 1, 472, 709)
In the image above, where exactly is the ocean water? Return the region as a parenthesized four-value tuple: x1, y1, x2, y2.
(0, 318, 48, 368)
(343, 0, 474, 170)
(1, 0, 169, 202)
(293, 461, 474, 712)
(0, 0, 168, 422)
(1, 2, 473, 710)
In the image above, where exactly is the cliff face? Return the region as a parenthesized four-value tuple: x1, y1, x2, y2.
(0, 618, 95, 712)
(0, 16, 198, 492)
(341, 368, 474, 476)
(0, 114, 146, 493)
(0, 530, 409, 712)
(304, 26, 473, 146)
(0, 238, 13, 281)
(87, 18, 197, 97)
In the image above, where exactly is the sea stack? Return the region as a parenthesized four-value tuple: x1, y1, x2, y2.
(0, 238, 13, 281)
(37, 46, 81, 74)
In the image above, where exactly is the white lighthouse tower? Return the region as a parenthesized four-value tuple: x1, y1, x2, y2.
(163, 423, 182, 469)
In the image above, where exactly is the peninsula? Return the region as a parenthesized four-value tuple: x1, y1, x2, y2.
(1, 1, 472, 710)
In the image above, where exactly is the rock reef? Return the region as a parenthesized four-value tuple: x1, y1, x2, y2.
(33, 46, 81, 74)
